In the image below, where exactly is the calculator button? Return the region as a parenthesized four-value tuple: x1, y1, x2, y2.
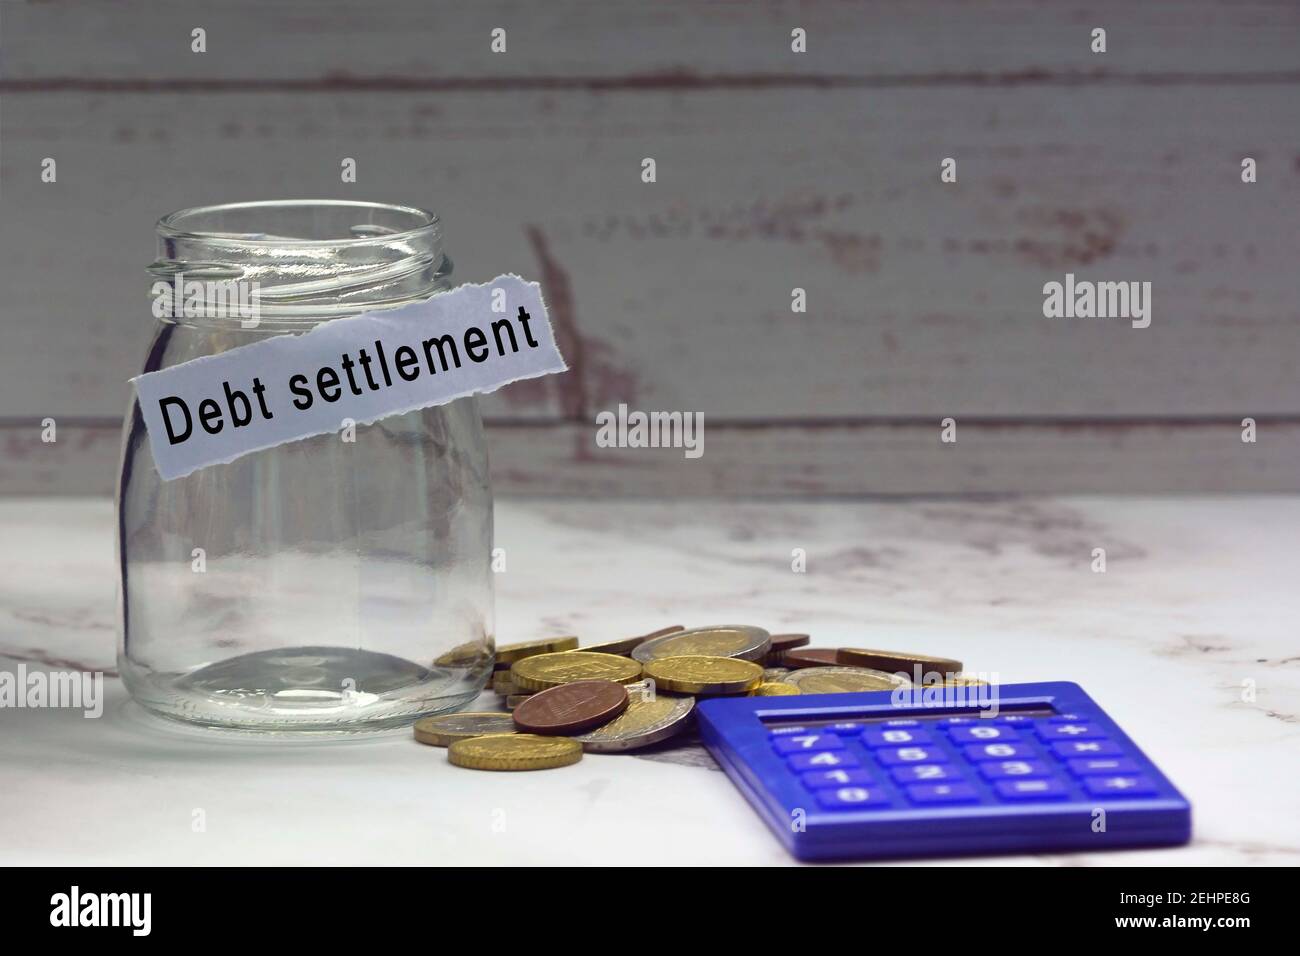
(994, 778, 1070, 801)
(948, 725, 1021, 744)
(905, 783, 980, 805)
(1048, 713, 1089, 723)
(899, 764, 961, 785)
(768, 725, 812, 737)
(788, 750, 860, 772)
(772, 734, 845, 755)
(816, 786, 891, 810)
(978, 760, 1053, 780)
(826, 722, 866, 735)
(1050, 739, 1122, 759)
(874, 745, 949, 765)
(1082, 775, 1158, 797)
(861, 727, 934, 748)
(939, 717, 977, 727)
(962, 742, 1037, 762)
(1066, 757, 1140, 777)
(1035, 722, 1106, 741)
(800, 768, 872, 790)
(993, 715, 1035, 727)
(890, 763, 963, 783)
(881, 719, 923, 728)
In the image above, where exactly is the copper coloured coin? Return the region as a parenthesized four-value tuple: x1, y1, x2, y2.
(835, 647, 963, 682)
(512, 680, 630, 735)
(780, 648, 841, 669)
(769, 633, 811, 653)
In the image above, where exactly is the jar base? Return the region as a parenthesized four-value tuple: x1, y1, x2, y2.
(120, 645, 488, 734)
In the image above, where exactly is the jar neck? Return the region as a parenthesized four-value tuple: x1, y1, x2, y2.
(150, 200, 450, 330)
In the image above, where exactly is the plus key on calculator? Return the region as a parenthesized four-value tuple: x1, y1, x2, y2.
(697, 681, 1191, 861)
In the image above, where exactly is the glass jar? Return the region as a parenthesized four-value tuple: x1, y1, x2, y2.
(117, 200, 494, 732)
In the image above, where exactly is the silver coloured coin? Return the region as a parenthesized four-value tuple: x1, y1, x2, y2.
(631, 624, 771, 664)
(574, 694, 695, 753)
(413, 711, 517, 746)
(783, 666, 910, 694)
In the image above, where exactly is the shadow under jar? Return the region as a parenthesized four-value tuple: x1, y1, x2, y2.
(117, 200, 494, 732)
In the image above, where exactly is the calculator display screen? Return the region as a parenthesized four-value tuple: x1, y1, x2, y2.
(763, 706, 1056, 731)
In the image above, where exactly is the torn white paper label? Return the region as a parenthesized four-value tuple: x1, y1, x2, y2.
(132, 274, 566, 480)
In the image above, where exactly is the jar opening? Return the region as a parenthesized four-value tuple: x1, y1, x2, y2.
(158, 200, 441, 247)
(152, 200, 450, 327)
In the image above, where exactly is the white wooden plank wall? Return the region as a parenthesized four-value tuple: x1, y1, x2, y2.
(1, 1, 1297, 494)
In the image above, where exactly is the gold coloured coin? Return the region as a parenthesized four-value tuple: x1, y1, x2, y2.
(940, 675, 988, 687)
(642, 655, 763, 695)
(785, 666, 909, 694)
(574, 625, 686, 657)
(448, 733, 583, 771)
(835, 648, 962, 682)
(495, 635, 580, 666)
(413, 712, 517, 747)
(632, 625, 771, 663)
(575, 694, 695, 753)
(492, 671, 517, 695)
(570, 637, 643, 657)
(751, 682, 801, 696)
(510, 651, 643, 692)
(433, 640, 492, 669)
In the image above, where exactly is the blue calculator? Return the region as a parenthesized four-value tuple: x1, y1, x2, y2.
(697, 681, 1191, 861)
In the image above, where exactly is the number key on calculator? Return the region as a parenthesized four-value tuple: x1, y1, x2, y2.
(697, 681, 1191, 861)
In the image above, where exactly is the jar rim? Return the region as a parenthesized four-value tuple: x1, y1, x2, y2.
(157, 199, 441, 248)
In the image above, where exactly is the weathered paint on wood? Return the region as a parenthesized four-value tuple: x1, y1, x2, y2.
(1, 1, 1297, 493)
(4, 1, 1298, 82)
(1, 88, 1296, 422)
(4, 420, 1296, 496)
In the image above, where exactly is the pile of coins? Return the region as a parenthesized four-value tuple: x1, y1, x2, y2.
(414, 625, 972, 771)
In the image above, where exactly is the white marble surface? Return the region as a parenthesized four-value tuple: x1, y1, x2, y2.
(1, 496, 1297, 866)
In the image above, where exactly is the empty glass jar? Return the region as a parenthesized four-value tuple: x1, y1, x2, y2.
(117, 200, 494, 732)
